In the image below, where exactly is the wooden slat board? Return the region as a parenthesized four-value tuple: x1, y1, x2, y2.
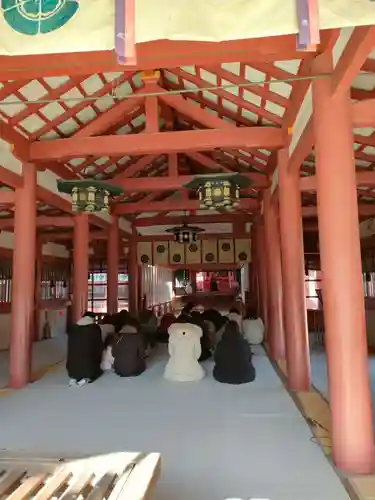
(0, 452, 161, 500)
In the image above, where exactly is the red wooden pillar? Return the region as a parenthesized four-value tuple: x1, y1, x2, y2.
(107, 216, 119, 314)
(263, 190, 286, 360)
(128, 235, 138, 314)
(256, 222, 268, 330)
(250, 225, 259, 312)
(137, 265, 143, 311)
(9, 163, 37, 389)
(312, 55, 375, 473)
(73, 213, 89, 322)
(33, 238, 43, 342)
(278, 148, 310, 391)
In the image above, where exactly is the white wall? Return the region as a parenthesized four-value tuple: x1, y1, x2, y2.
(141, 264, 173, 307)
(0, 231, 69, 257)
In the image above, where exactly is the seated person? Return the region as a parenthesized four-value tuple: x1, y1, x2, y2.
(66, 311, 103, 387)
(227, 307, 243, 334)
(101, 333, 116, 372)
(164, 319, 205, 382)
(213, 321, 256, 385)
(112, 309, 134, 333)
(210, 278, 219, 292)
(243, 307, 265, 345)
(99, 314, 115, 342)
(179, 302, 195, 321)
(213, 315, 229, 346)
(201, 309, 223, 333)
(190, 311, 212, 361)
(138, 309, 158, 349)
(157, 313, 176, 343)
(112, 323, 146, 377)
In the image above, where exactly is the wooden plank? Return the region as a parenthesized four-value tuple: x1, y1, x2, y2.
(60, 472, 94, 500)
(117, 454, 161, 500)
(85, 473, 115, 500)
(33, 468, 73, 500)
(7, 473, 48, 500)
(0, 470, 26, 496)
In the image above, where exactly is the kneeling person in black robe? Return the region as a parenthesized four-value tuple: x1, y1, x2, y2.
(66, 312, 104, 387)
(213, 320, 256, 385)
(112, 324, 146, 377)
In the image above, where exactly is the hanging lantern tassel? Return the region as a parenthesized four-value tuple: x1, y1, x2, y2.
(115, 0, 137, 65)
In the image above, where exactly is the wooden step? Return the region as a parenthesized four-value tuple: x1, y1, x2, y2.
(0, 452, 161, 500)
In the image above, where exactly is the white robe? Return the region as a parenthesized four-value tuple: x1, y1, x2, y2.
(243, 318, 264, 345)
(164, 323, 205, 382)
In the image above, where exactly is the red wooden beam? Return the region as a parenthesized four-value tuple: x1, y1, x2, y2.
(74, 96, 143, 137)
(114, 155, 161, 182)
(30, 127, 286, 161)
(38, 230, 106, 241)
(0, 215, 74, 230)
(302, 203, 375, 217)
(0, 166, 22, 189)
(169, 67, 282, 125)
(351, 99, 375, 127)
(0, 189, 15, 204)
(110, 173, 269, 192)
(0, 121, 30, 161)
(154, 82, 278, 165)
(301, 170, 375, 192)
(0, 35, 310, 80)
(134, 214, 247, 227)
(114, 197, 258, 214)
(135, 232, 249, 242)
(332, 26, 375, 96)
(289, 26, 375, 174)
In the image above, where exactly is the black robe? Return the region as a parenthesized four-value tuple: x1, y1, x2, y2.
(213, 330, 256, 384)
(66, 322, 103, 381)
(112, 329, 146, 377)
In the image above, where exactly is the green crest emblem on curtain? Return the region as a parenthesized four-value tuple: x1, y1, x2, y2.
(1, 0, 79, 35)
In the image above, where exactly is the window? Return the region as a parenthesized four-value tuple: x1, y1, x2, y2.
(305, 270, 322, 310)
(87, 270, 128, 313)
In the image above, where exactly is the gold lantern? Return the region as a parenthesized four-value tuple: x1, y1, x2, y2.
(57, 180, 123, 213)
(186, 173, 251, 210)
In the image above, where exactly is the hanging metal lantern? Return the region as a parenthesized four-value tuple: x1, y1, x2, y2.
(57, 180, 123, 213)
(186, 173, 251, 210)
(166, 223, 204, 244)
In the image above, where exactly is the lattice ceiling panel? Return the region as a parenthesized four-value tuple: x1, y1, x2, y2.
(0, 73, 142, 140)
(2, 52, 375, 217)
